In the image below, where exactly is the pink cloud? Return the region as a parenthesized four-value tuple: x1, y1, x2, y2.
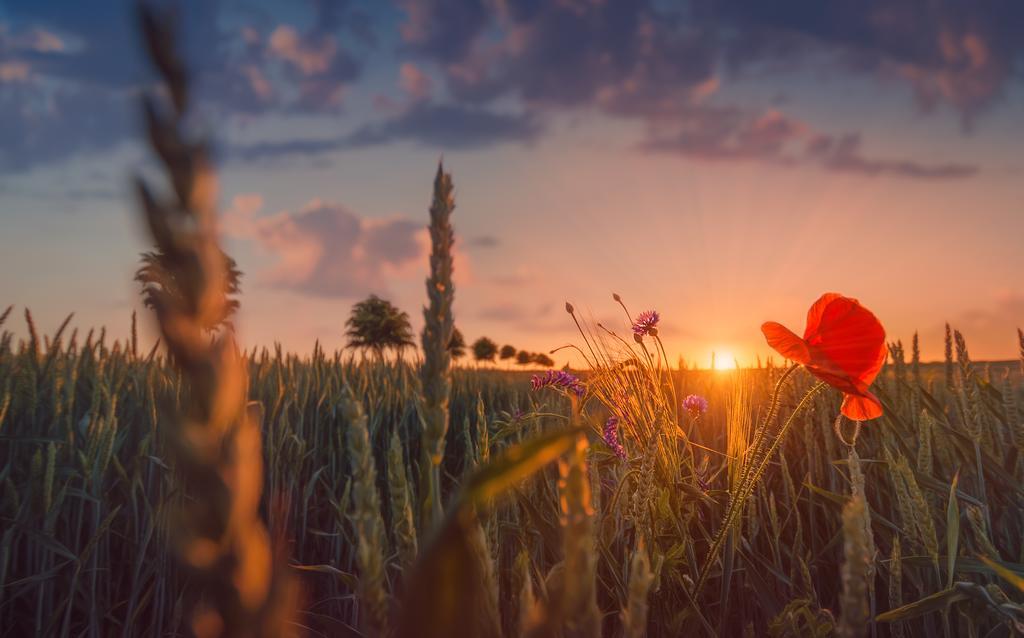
(268, 25, 337, 76)
(223, 195, 472, 297)
(241, 65, 273, 101)
(400, 62, 433, 101)
(0, 62, 30, 83)
(27, 28, 64, 52)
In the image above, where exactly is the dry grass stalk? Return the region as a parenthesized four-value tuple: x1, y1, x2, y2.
(917, 410, 934, 476)
(888, 537, 905, 638)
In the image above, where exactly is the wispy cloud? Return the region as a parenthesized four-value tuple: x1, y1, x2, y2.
(231, 102, 541, 162)
(1, 0, 1018, 176)
(394, 0, 1009, 174)
(807, 133, 979, 179)
(0, 1, 370, 172)
(224, 195, 428, 298)
(640, 109, 979, 179)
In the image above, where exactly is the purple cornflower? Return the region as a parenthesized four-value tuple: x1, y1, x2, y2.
(683, 394, 709, 419)
(632, 310, 660, 338)
(530, 369, 585, 399)
(603, 416, 626, 460)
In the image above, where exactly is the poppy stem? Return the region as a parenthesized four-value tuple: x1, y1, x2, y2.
(834, 414, 863, 448)
(692, 373, 825, 601)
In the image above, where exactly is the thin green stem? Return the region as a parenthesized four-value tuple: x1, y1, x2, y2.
(654, 336, 679, 428)
(692, 373, 822, 600)
(567, 306, 601, 369)
(737, 364, 798, 495)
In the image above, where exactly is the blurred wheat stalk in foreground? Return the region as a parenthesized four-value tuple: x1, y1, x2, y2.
(134, 6, 293, 636)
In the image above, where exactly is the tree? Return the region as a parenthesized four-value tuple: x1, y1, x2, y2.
(515, 351, 532, 366)
(472, 337, 498, 364)
(135, 249, 242, 333)
(500, 345, 517, 361)
(448, 327, 467, 360)
(345, 295, 415, 358)
(532, 352, 554, 367)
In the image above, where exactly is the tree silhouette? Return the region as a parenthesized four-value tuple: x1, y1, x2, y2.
(135, 249, 242, 333)
(345, 295, 415, 359)
(500, 345, 517, 361)
(532, 352, 554, 367)
(448, 327, 467, 360)
(472, 337, 498, 364)
(515, 351, 532, 366)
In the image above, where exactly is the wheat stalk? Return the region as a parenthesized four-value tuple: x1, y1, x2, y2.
(694, 372, 823, 599)
(514, 549, 539, 637)
(342, 388, 389, 636)
(387, 428, 419, 570)
(837, 494, 871, 638)
(418, 162, 456, 527)
(556, 429, 601, 637)
(621, 539, 654, 638)
(133, 7, 292, 635)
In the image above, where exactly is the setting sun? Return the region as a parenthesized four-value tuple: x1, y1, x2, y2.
(711, 351, 738, 371)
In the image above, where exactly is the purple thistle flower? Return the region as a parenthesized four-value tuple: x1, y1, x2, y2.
(683, 394, 709, 419)
(632, 310, 660, 338)
(530, 369, 585, 399)
(603, 416, 626, 460)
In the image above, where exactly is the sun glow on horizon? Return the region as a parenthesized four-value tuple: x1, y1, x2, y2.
(710, 350, 738, 371)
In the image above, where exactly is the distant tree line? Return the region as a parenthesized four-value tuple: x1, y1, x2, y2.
(342, 294, 556, 367)
(135, 256, 557, 368)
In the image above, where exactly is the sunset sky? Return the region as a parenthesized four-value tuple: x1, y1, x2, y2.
(1, 0, 1022, 366)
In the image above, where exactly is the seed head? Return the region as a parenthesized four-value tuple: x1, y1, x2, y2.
(531, 369, 585, 399)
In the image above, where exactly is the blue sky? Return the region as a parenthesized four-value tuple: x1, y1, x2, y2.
(1, 0, 1023, 364)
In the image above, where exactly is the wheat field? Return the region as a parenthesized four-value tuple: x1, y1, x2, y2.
(1, 303, 1023, 636)
(1, 6, 1023, 638)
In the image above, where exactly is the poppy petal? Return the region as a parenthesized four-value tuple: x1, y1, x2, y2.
(810, 297, 886, 388)
(841, 391, 883, 421)
(803, 292, 845, 341)
(805, 361, 860, 395)
(860, 340, 888, 390)
(761, 322, 811, 364)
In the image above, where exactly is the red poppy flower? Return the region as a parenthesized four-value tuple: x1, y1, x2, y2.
(762, 293, 886, 420)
